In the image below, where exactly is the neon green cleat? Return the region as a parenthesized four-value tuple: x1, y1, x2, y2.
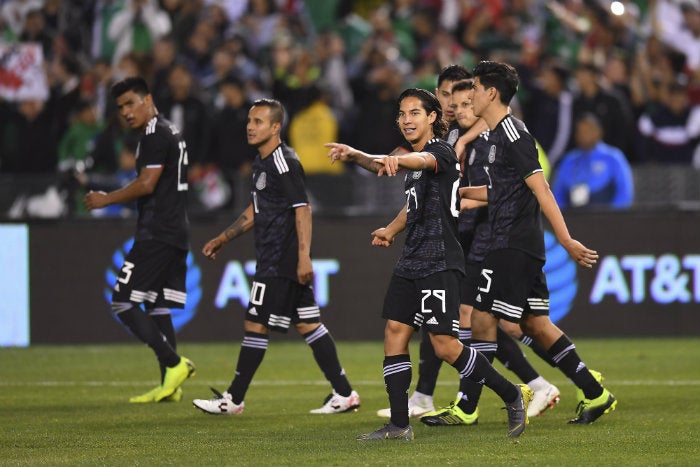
(129, 385, 162, 403)
(130, 386, 182, 403)
(162, 387, 183, 402)
(420, 398, 478, 426)
(154, 357, 196, 402)
(576, 369, 604, 404)
(569, 388, 617, 424)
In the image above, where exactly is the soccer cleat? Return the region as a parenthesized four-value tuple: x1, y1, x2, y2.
(576, 369, 604, 404)
(357, 423, 414, 441)
(376, 391, 434, 418)
(129, 385, 162, 403)
(527, 383, 560, 417)
(504, 384, 534, 438)
(310, 390, 361, 414)
(569, 388, 617, 424)
(162, 387, 183, 402)
(154, 357, 196, 402)
(420, 399, 479, 426)
(129, 386, 183, 403)
(193, 387, 244, 415)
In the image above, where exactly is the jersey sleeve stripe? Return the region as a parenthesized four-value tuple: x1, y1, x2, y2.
(273, 147, 289, 174)
(523, 168, 544, 179)
(502, 117, 520, 142)
(146, 117, 157, 135)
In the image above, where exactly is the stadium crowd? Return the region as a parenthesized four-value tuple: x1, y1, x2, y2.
(1, 0, 699, 217)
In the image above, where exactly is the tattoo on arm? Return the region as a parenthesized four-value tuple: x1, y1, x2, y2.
(223, 213, 249, 241)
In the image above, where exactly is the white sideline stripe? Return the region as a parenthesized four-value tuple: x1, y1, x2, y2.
(1, 379, 699, 387)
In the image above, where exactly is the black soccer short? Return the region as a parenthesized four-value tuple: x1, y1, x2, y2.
(473, 248, 549, 323)
(382, 271, 461, 337)
(112, 239, 187, 310)
(246, 277, 320, 333)
(460, 261, 481, 307)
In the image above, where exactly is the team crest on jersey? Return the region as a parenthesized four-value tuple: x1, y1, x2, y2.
(256, 172, 267, 190)
(488, 145, 496, 163)
(447, 128, 459, 146)
(412, 170, 422, 180)
(468, 148, 476, 165)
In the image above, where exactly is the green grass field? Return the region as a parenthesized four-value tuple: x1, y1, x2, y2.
(1, 338, 699, 467)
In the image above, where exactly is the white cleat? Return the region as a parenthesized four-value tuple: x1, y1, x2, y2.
(193, 387, 244, 415)
(527, 383, 560, 418)
(310, 390, 361, 414)
(376, 392, 435, 418)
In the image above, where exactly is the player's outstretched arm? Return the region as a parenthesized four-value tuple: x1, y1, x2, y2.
(202, 203, 255, 260)
(325, 142, 385, 174)
(525, 172, 598, 268)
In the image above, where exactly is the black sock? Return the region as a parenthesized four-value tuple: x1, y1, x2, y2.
(496, 327, 539, 383)
(453, 342, 518, 407)
(228, 332, 269, 404)
(415, 328, 442, 396)
(150, 309, 176, 383)
(547, 334, 603, 399)
(383, 354, 412, 428)
(520, 334, 557, 367)
(303, 324, 352, 397)
(116, 306, 179, 369)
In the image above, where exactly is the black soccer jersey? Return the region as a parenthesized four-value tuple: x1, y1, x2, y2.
(460, 131, 492, 263)
(395, 138, 464, 279)
(134, 114, 189, 250)
(483, 115, 545, 260)
(251, 143, 309, 281)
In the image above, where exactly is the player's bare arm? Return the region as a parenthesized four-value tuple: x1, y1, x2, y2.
(459, 185, 488, 202)
(202, 203, 255, 260)
(525, 172, 598, 268)
(84, 166, 162, 210)
(455, 118, 489, 162)
(371, 206, 407, 247)
(376, 152, 436, 177)
(325, 142, 387, 174)
(294, 204, 314, 284)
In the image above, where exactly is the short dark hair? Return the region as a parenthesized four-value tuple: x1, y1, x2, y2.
(251, 98, 285, 125)
(437, 64, 471, 89)
(397, 88, 448, 138)
(111, 76, 150, 99)
(472, 61, 519, 105)
(451, 79, 474, 94)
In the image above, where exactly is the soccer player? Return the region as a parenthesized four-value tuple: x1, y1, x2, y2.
(84, 76, 195, 403)
(326, 88, 532, 440)
(192, 99, 360, 416)
(460, 61, 616, 424)
(420, 79, 561, 426)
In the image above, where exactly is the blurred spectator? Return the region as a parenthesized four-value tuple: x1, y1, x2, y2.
(107, 0, 171, 66)
(239, 0, 283, 56)
(313, 30, 354, 121)
(288, 84, 341, 175)
(572, 60, 635, 158)
(156, 62, 211, 168)
(0, 98, 59, 173)
(57, 99, 104, 173)
(208, 75, 256, 208)
(149, 35, 178, 103)
(1, 0, 43, 38)
(89, 1, 126, 62)
(47, 55, 82, 139)
(523, 59, 573, 166)
(18, 6, 54, 61)
(76, 133, 138, 218)
(552, 113, 634, 209)
(655, 0, 700, 76)
(160, 0, 202, 52)
(638, 78, 700, 164)
(180, 17, 217, 81)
